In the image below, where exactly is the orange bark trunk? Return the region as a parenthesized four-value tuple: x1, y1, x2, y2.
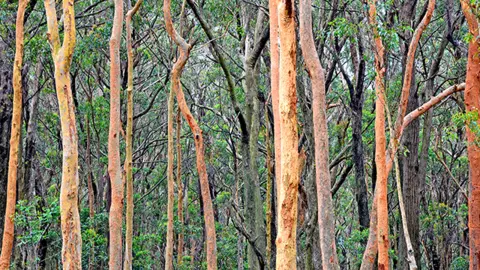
(268, 0, 281, 193)
(108, 0, 124, 267)
(163, 0, 218, 268)
(0, 0, 29, 267)
(367, 0, 389, 268)
(460, 2, 480, 267)
(465, 40, 480, 268)
(361, 0, 435, 267)
(275, 0, 299, 269)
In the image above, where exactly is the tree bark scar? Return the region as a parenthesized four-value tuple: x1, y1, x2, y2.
(284, 0, 293, 17)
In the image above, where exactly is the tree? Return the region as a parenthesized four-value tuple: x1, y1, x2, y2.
(0, 0, 29, 267)
(108, 0, 124, 267)
(176, 110, 184, 266)
(366, 0, 388, 268)
(460, 1, 480, 268)
(163, 0, 218, 268)
(299, 0, 339, 267)
(361, 0, 435, 267)
(275, 0, 298, 269)
(124, 1, 142, 269)
(43, 0, 82, 267)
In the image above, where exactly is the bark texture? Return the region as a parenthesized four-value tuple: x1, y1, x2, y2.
(164, 0, 218, 268)
(361, 0, 435, 267)
(108, 0, 124, 267)
(176, 110, 184, 265)
(275, 0, 298, 269)
(44, 0, 82, 267)
(460, 2, 480, 267)
(367, 0, 388, 268)
(299, 0, 339, 268)
(0, 0, 29, 267)
(124, 1, 142, 269)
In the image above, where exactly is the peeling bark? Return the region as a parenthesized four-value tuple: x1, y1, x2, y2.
(275, 0, 299, 269)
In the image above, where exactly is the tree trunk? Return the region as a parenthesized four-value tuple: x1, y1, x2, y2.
(349, 34, 369, 230)
(460, 3, 480, 267)
(44, 0, 82, 267)
(165, 34, 176, 270)
(361, 0, 435, 266)
(275, 0, 298, 269)
(86, 116, 96, 270)
(176, 110, 185, 265)
(0, 8, 16, 250)
(367, 0, 389, 268)
(399, 75, 421, 270)
(268, 0, 280, 266)
(124, 2, 142, 269)
(22, 62, 42, 269)
(265, 103, 273, 270)
(299, 0, 339, 268)
(108, 0, 124, 267)
(164, 0, 218, 268)
(0, 0, 29, 266)
(242, 9, 268, 269)
(465, 39, 480, 269)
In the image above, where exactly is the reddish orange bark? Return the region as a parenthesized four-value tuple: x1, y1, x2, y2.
(163, 0, 217, 268)
(366, 0, 389, 268)
(361, 0, 435, 267)
(108, 0, 124, 267)
(460, 2, 480, 267)
(275, 0, 299, 269)
(0, 0, 29, 267)
(268, 0, 281, 192)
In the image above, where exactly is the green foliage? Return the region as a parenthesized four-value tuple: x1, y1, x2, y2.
(328, 17, 358, 38)
(451, 256, 469, 269)
(15, 197, 60, 246)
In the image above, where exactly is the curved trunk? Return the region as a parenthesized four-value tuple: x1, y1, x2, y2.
(361, 0, 435, 267)
(0, 0, 29, 266)
(299, 0, 338, 268)
(164, 0, 217, 268)
(275, 0, 298, 269)
(44, 0, 82, 267)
